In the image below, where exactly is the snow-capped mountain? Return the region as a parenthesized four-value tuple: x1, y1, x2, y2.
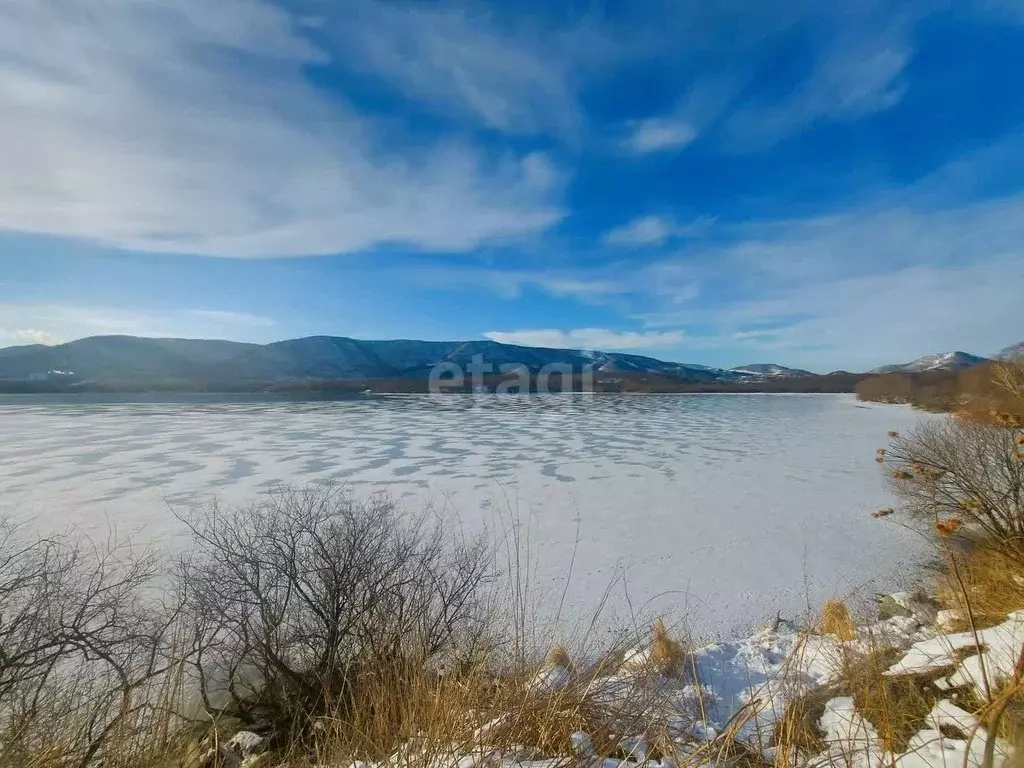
(869, 351, 990, 375)
(0, 334, 754, 387)
(730, 363, 814, 378)
(997, 341, 1024, 360)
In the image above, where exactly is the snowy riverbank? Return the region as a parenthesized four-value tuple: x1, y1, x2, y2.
(205, 591, 1020, 768)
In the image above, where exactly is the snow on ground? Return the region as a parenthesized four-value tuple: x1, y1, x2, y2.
(682, 609, 936, 745)
(806, 696, 1006, 768)
(886, 610, 1024, 697)
(320, 601, 1015, 768)
(0, 393, 926, 637)
(801, 607, 1023, 768)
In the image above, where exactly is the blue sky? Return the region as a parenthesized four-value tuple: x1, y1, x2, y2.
(1, 0, 1023, 371)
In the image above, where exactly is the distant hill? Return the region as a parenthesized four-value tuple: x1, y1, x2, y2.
(730, 363, 814, 378)
(0, 336, 260, 385)
(869, 351, 990, 375)
(5, 334, 1006, 394)
(997, 341, 1024, 360)
(0, 334, 764, 390)
(0, 343, 47, 359)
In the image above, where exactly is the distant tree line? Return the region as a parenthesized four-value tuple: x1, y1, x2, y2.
(0, 371, 868, 395)
(588, 371, 866, 394)
(857, 360, 1024, 420)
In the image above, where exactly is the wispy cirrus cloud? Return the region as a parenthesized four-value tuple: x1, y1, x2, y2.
(0, 303, 282, 346)
(323, 0, 611, 136)
(629, 192, 1024, 369)
(603, 215, 714, 247)
(409, 266, 630, 301)
(458, 137, 1024, 369)
(623, 5, 916, 153)
(623, 117, 697, 154)
(0, 0, 566, 258)
(622, 76, 740, 154)
(724, 27, 911, 148)
(484, 328, 686, 351)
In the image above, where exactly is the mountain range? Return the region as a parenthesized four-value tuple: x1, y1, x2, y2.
(0, 334, 1017, 391)
(730, 363, 815, 377)
(0, 335, 770, 388)
(867, 351, 992, 375)
(999, 341, 1024, 359)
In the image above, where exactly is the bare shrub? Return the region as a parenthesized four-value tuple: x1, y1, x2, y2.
(0, 521, 187, 767)
(882, 418, 1024, 560)
(993, 357, 1024, 410)
(177, 484, 493, 740)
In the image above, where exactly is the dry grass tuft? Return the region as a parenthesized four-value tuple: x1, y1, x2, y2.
(838, 644, 985, 752)
(486, 685, 616, 757)
(854, 670, 945, 751)
(545, 644, 572, 669)
(819, 600, 856, 641)
(938, 545, 1024, 630)
(650, 618, 685, 677)
(777, 645, 981, 757)
(773, 686, 833, 757)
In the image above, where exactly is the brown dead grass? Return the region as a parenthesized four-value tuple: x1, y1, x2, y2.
(288, 628, 675, 767)
(819, 600, 856, 641)
(0, 618, 681, 768)
(650, 618, 686, 677)
(938, 544, 1024, 631)
(776, 644, 981, 757)
(772, 686, 833, 757)
(854, 669, 947, 751)
(545, 644, 572, 669)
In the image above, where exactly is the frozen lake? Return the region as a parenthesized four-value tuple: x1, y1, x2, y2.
(0, 393, 927, 638)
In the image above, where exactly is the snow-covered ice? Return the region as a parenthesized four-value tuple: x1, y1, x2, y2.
(0, 393, 927, 637)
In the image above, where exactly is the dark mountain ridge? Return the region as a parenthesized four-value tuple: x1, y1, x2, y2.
(0, 334, 752, 389)
(1, 334, 1018, 393)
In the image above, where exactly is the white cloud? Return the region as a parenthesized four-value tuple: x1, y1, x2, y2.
(725, 26, 910, 147)
(603, 215, 713, 247)
(622, 76, 738, 154)
(484, 328, 686, 351)
(0, 303, 281, 347)
(416, 184, 1024, 369)
(632, 192, 1024, 370)
(620, 8, 915, 152)
(0, 0, 565, 257)
(604, 216, 675, 246)
(11, 329, 58, 346)
(409, 258, 702, 313)
(409, 266, 631, 301)
(624, 117, 697, 154)
(323, 1, 607, 136)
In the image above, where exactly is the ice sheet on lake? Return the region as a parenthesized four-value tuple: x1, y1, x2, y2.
(0, 394, 926, 638)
